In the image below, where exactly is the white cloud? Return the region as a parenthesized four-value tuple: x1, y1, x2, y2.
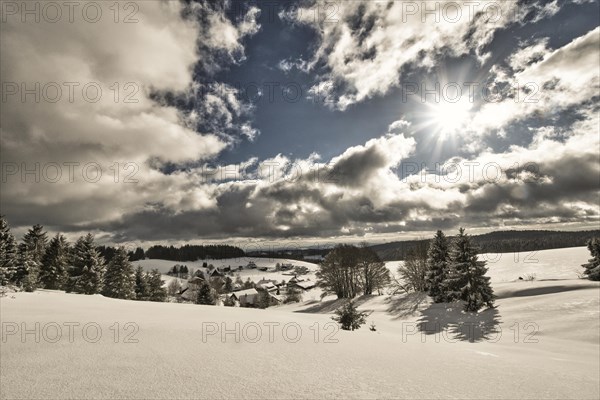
(285, 1, 540, 110)
(508, 38, 550, 71)
(469, 27, 600, 135)
(0, 1, 259, 228)
(388, 120, 412, 133)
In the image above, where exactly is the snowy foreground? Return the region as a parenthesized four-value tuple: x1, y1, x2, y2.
(1, 247, 599, 399)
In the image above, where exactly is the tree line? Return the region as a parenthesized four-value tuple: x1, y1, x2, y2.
(145, 244, 244, 261)
(0, 216, 165, 301)
(371, 229, 600, 261)
(96, 244, 246, 263)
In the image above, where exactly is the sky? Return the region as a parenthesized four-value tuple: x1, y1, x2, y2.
(1, 0, 599, 249)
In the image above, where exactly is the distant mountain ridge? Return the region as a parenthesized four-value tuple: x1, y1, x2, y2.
(369, 230, 600, 261)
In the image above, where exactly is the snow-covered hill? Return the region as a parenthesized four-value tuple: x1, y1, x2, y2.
(1, 247, 598, 399)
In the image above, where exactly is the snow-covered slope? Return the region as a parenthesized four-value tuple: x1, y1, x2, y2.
(1, 247, 598, 399)
(481, 246, 590, 282)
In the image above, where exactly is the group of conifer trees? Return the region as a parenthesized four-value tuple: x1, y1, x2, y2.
(426, 228, 495, 312)
(0, 216, 165, 301)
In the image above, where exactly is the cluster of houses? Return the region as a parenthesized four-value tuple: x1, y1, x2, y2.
(175, 262, 316, 307)
(205, 261, 302, 275)
(227, 276, 316, 307)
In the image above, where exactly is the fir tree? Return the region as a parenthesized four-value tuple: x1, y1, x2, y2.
(234, 275, 244, 288)
(134, 266, 149, 300)
(283, 287, 302, 304)
(39, 234, 69, 290)
(180, 265, 189, 278)
(582, 237, 600, 281)
(332, 301, 368, 331)
(15, 243, 38, 291)
(67, 234, 105, 294)
(16, 224, 48, 289)
(130, 247, 145, 261)
(224, 276, 233, 293)
(146, 269, 166, 302)
(196, 281, 214, 305)
(257, 290, 270, 309)
(447, 228, 494, 312)
(0, 216, 18, 285)
(243, 278, 254, 289)
(102, 247, 136, 299)
(21, 224, 48, 265)
(426, 230, 450, 302)
(223, 295, 236, 307)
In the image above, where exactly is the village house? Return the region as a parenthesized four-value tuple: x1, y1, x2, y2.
(267, 293, 283, 306)
(256, 278, 279, 292)
(178, 276, 205, 302)
(288, 275, 305, 284)
(207, 267, 224, 278)
(290, 280, 316, 291)
(279, 263, 294, 271)
(287, 276, 316, 291)
(229, 288, 259, 307)
(220, 265, 231, 273)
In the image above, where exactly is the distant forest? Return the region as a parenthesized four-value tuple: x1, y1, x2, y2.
(98, 244, 245, 263)
(369, 230, 600, 261)
(98, 230, 599, 263)
(145, 245, 245, 261)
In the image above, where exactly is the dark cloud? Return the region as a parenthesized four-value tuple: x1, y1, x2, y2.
(467, 153, 600, 214)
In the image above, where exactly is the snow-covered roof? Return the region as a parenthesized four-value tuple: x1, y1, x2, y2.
(293, 281, 316, 290)
(230, 288, 259, 299)
(188, 276, 204, 285)
(289, 276, 307, 283)
(268, 293, 283, 302)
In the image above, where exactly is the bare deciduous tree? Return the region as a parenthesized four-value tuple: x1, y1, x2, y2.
(396, 241, 429, 293)
(317, 245, 391, 298)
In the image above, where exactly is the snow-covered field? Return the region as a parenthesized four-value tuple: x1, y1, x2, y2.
(1, 247, 599, 399)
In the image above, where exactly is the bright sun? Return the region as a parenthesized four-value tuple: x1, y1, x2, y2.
(430, 99, 472, 136)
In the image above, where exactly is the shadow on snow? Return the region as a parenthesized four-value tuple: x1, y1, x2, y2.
(384, 292, 430, 320)
(417, 302, 502, 343)
(294, 295, 377, 314)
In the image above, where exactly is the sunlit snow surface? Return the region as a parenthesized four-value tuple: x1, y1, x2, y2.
(1, 247, 598, 399)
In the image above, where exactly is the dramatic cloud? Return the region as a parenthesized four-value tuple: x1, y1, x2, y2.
(1, 0, 597, 244)
(281, 0, 561, 110)
(469, 27, 600, 137)
(0, 1, 258, 234)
